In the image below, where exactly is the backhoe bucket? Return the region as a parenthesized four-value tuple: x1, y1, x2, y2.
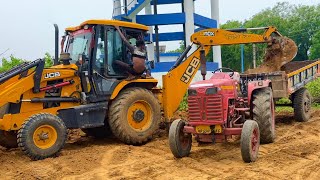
(246, 36, 298, 73)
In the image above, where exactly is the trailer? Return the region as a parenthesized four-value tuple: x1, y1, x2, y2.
(240, 60, 320, 122)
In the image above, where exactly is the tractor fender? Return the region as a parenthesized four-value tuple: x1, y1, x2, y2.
(247, 79, 272, 106)
(110, 79, 158, 100)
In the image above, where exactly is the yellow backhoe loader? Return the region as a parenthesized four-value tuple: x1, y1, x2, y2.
(0, 20, 296, 160)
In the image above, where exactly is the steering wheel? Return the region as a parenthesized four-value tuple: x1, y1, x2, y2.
(213, 67, 235, 77)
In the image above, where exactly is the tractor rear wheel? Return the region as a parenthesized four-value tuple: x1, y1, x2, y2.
(0, 130, 18, 148)
(252, 87, 275, 144)
(169, 119, 192, 158)
(241, 120, 260, 163)
(17, 113, 67, 160)
(108, 87, 161, 145)
(293, 88, 311, 122)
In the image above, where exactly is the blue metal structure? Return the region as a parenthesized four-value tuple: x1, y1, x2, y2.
(113, 0, 219, 66)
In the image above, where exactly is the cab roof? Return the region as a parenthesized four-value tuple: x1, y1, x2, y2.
(65, 19, 149, 32)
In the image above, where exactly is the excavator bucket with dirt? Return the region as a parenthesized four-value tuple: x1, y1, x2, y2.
(246, 36, 298, 73)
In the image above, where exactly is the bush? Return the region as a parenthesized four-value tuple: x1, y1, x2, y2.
(179, 93, 188, 111)
(306, 78, 320, 102)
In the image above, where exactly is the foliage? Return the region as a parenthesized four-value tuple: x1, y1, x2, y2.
(167, 41, 185, 53)
(0, 52, 54, 73)
(44, 52, 54, 67)
(0, 56, 25, 72)
(306, 78, 320, 102)
(179, 93, 188, 111)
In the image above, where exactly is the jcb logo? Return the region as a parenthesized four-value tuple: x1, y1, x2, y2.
(44, 72, 61, 79)
(180, 57, 200, 84)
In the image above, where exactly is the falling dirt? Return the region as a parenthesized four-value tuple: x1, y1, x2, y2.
(246, 36, 298, 74)
(1, 109, 320, 180)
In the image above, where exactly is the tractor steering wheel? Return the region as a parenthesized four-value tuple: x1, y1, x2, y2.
(213, 67, 235, 77)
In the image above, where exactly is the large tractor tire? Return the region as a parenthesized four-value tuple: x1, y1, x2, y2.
(0, 130, 18, 148)
(82, 123, 113, 139)
(252, 87, 275, 144)
(169, 119, 192, 158)
(108, 87, 161, 145)
(241, 120, 260, 163)
(293, 88, 312, 122)
(17, 113, 67, 160)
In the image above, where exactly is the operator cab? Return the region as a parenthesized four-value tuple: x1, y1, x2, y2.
(60, 20, 149, 102)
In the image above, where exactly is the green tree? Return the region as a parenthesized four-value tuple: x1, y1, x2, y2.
(0, 56, 25, 72)
(167, 41, 185, 53)
(44, 52, 54, 67)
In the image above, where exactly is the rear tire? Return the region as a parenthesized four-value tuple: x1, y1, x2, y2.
(252, 87, 275, 144)
(17, 113, 67, 160)
(108, 87, 161, 145)
(169, 119, 192, 158)
(241, 120, 260, 163)
(293, 88, 311, 122)
(0, 130, 18, 148)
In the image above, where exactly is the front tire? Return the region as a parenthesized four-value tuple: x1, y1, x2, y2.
(17, 113, 67, 160)
(252, 87, 275, 144)
(293, 88, 311, 122)
(241, 120, 260, 163)
(108, 87, 161, 145)
(169, 119, 192, 158)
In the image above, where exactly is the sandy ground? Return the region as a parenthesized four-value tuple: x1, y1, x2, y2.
(1, 110, 320, 180)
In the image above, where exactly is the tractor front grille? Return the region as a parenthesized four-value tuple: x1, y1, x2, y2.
(188, 95, 223, 121)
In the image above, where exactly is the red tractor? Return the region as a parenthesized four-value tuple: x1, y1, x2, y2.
(169, 68, 275, 163)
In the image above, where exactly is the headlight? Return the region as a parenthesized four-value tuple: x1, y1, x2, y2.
(188, 89, 197, 96)
(206, 87, 218, 95)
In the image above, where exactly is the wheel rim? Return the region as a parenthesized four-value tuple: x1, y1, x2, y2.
(251, 128, 259, 154)
(127, 100, 153, 132)
(304, 94, 311, 113)
(33, 125, 58, 149)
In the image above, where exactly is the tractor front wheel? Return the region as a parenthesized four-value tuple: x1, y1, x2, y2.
(169, 119, 192, 158)
(241, 120, 260, 163)
(0, 130, 18, 148)
(108, 87, 161, 145)
(17, 113, 67, 160)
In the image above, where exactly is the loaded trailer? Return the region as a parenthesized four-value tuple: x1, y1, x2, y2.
(240, 60, 320, 122)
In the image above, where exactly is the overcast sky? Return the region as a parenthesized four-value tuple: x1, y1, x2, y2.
(0, 0, 319, 60)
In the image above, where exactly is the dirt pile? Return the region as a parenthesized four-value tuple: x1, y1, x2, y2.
(0, 109, 320, 179)
(246, 36, 298, 74)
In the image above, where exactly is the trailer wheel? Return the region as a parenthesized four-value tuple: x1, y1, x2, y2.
(169, 119, 192, 158)
(108, 87, 161, 145)
(0, 130, 18, 148)
(252, 87, 275, 144)
(241, 120, 260, 163)
(17, 113, 67, 160)
(293, 88, 311, 122)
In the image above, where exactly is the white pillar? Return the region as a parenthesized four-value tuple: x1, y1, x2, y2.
(145, 3, 155, 62)
(113, 0, 122, 16)
(211, 0, 222, 68)
(184, 0, 196, 55)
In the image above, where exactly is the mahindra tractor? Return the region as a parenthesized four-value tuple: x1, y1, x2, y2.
(169, 67, 275, 162)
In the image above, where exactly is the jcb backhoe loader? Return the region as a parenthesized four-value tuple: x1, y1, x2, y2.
(0, 19, 296, 160)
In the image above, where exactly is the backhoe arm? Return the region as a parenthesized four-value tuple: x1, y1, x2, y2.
(191, 26, 281, 46)
(161, 26, 283, 121)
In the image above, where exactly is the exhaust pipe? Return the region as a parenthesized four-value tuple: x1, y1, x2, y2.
(53, 24, 59, 65)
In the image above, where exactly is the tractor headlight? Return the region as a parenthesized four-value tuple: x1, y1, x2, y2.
(188, 89, 197, 96)
(206, 87, 219, 95)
